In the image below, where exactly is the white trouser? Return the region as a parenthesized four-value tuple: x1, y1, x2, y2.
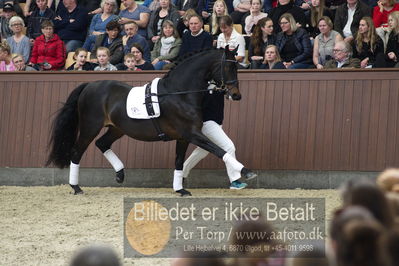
(182, 120, 241, 183)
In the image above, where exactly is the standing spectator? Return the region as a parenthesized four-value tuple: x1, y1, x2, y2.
(88, 20, 123, 65)
(30, 20, 66, 70)
(244, 0, 268, 35)
(121, 21, 150, 61)
(352, 16, 384, 67)
(66, 47, 97, 70)
(208, 0, 229, 42)
(333, 0, 371, 43)
(151, 19, 181, 70)
(27, 0, 56, 40)
(7, 16, 31, 63)
(118, 0, 150, 38)
(0, 3, 16, 40)
(275, 13, 312, 68)
(216, 15, 246, 67)
(147, 0, 180, 44)
(324, 40, 360, 68)
(11, 53, 37, 70)
(305, 0, 333, 39)
(268, 0, 306, 33)
(383, 11, 399, 67)
(179, 14, 213, 56)
(313, 16, 343, 68)
(94, 46, 118, 70)
(0, 41, 15, 71)
(53, 0, 89, 53)
(259, 44, 286, 68)
(248, 17, 276, 68)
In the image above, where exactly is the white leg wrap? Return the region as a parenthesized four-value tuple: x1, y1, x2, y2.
(223, 153, 244, 173)
(173, 170, 184, 191)
(103, 149, 124, 172)
(69, 162, 80, 185)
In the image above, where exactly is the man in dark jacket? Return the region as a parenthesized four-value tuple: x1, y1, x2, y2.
(334, 0, 372, 43)
(325, 41, 361, 68)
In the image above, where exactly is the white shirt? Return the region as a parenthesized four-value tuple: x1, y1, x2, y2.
(217, 29, 246, 67)
(343, 4, 356, 38)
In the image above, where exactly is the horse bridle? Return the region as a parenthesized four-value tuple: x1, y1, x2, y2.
(216, 52, 239, 94)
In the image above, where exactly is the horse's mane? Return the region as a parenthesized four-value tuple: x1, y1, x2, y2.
(163, 48, 223, 79)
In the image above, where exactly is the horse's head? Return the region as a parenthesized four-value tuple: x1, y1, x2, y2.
(214, 46, 241, 101)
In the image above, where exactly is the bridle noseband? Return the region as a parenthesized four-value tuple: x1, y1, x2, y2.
(214, 52, 238, 94)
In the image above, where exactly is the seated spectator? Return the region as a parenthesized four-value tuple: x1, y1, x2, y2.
(0, 41, 15, 71)
(88, 20, 123, 65)
(313, 16, 343, 68)
(7, 16, 30, 63)
(373, 0, 399, 28)
(258, 44, 286, 68)
(176, 8, 196, 37)
(179, 14, 213, 57)
(0, 0, 24, 18)
(305, 0, 333, 39)
(0, 3, 16, 40)
(175, 0, 198, 16)
(148, 0, 180, 45)
(30, 20, 66, 70)
(381, 11, 399, 67)
(26, 0, 56, 40)
(248, 17, 276, 68)
(82, 0, 118, 51)
(269, 0, 306, 33)
(122, 21, 150, 62)
(207, 0, 229, 43)
(275, 13, 312, 68)
(325, 40, 360, 68)
(11, 53, 37, 70)
(123, 53, 141, 70)
(53, 0, 89, 53)
(118, 0, 150, 38)
(334, 0, 371, 43)
(94, 46, 117, 70)
(130, 43, 154, 69)
(216, 15, 246, 67)
(352, 17, 385, 68)
(197, 0, 233, 24)
(151, 20, 182, 70)
(231, 0, 251, 25)
(66, 48, 97, 70)
(244, 0, 268, 35)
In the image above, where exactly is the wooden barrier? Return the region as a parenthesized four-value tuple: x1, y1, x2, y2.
(1, 69, 399, 171)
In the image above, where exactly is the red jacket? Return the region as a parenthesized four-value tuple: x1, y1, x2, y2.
(30, 34, 66, 70)
(373, 4, 399, 28)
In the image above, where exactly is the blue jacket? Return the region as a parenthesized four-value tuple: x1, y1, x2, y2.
(275, 27, 312, 64)
(53, 5, 89, 41)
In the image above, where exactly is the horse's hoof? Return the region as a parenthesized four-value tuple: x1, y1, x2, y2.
(70, 184, 84, 195)
(116, 169, 125, 183)
(241, 168, 257, 180)
(176, 189, 192, 197)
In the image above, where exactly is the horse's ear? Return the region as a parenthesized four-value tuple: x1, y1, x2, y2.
(225, 45, 239, 57)
(224, 45, 230, 53)
(231, 45, 239, 56)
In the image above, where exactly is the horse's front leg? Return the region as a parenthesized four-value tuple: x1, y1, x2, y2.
(174, 140, 192, 197)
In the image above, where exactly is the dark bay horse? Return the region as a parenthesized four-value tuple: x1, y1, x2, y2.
(46, 47, 257, 196)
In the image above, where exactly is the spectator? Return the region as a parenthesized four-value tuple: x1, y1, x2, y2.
(352, 16, 384, 68)
(130, 43, 154, 69)
(216, 15, 246, 67)
(53, 0, 89, 53)
(11, 53, 37, 70)
(333, 0, 372, 43)
(275, 13, 312, 68)
(244, 0, 268, 35)
(179, 14, 213, 56)
(0, 41, 15, 71)
(258, 44, 286, 68)
(82, 0, 118, 51)
(208, 0, 229, 42)
(7, 16, 30, 63)
(231, 0, 251, 24)
(69, 245, 121, 266)
(373, 0, 399, 28)
(147, 0, 180, 44)
(123, 52, 141, 70)
(176, 8, 196, 37)
(118, 0, 150, 38)
(121, 21, 150, 61)
(382, 11, 399, 67)
(26, 0, 56, 40)
(175, 0, 198, 16)
(0, 3, 16, 40)
(0, 0, 24, 18)
(305, 0, 333, 39)
(197, 0, 233, 23)
(94, 46, 117, 70)
(151, 19, 181, 70)
(248, 17, 276, 68)
(66, 47, 97, 70)
(325, 40, 360, 67)
(30, 20, 66, 70)
(313, 16, 343, 68)
(268, 0, 306, 33)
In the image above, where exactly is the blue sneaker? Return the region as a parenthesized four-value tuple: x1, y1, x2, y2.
(230, 180, 247, 190)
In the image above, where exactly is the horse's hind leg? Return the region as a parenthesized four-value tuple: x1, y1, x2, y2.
(95, 127, 125, 183)
(174, 140, 192, 197)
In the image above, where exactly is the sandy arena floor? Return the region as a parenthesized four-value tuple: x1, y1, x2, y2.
(0, 186, 341, 266)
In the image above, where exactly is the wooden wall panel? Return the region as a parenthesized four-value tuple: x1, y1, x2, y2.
(1, 70, 399, 171)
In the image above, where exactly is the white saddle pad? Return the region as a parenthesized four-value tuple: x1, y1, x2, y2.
(126, 78, 161, 119)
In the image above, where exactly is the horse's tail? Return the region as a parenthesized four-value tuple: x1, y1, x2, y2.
(46, 83, 88, 168)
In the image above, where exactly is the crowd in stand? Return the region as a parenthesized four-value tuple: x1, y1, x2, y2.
(0, 0, 399, 71)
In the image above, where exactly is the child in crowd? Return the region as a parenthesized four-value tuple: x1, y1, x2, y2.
(67, 48, 97, 71)
(94, 47, 117, 71)
(12, 53, 37, 71)
(0, 41, 15, 71)
(123, 53, 141, 71)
